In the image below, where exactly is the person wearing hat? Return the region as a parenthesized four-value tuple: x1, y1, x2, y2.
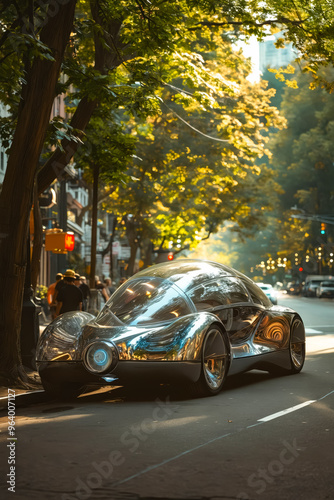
(74, 273, 81, 287)
(47, 273, 63, 320)
(55, 269, 84, 317)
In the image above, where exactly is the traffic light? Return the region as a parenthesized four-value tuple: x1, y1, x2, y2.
(321, 223, 326, 235)
(45, 230, 75, 253)
(167, 252, 174, 261)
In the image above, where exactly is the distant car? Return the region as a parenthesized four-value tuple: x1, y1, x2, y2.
(303, 280, 323, 297)
(286, 282, 302, 295)
(36, 259, 305, 399)
(316, 280, 334, 298)
(257, 283, 278, 305)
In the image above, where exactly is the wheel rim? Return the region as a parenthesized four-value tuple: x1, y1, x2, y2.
(203, 328, 228, 390)
(291, 342, 304, 369)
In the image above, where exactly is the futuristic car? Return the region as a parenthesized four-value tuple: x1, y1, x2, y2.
(256, 283, 278, 305)
(36, 260, 306, 398)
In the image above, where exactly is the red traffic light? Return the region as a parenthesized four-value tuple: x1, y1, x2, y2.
(167, 252, 174, 261)
(298, 267, 303, 272)
(65, 232, 75, 251)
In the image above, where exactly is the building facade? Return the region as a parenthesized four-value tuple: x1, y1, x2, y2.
(259, 31, 296, 72)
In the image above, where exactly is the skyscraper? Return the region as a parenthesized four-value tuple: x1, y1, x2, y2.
(259, 31, 296, 72)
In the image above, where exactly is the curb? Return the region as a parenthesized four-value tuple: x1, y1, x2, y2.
(0, 389, 47, 411)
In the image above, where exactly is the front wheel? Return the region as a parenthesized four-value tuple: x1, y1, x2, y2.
(190, 325, 230, 397)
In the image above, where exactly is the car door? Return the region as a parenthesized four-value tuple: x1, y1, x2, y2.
(188, 277, 263, 343)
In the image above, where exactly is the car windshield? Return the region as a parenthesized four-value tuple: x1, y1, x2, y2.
(321, 281, 334, 287)
(96, 277, 193, 326)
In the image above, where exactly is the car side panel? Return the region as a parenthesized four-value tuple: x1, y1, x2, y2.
(82, 312, 230, 363)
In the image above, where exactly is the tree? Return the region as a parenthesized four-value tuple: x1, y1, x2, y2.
(230, 65, 334, 278)
(102, 32, 284, 270)
(269, 65, 334, 260)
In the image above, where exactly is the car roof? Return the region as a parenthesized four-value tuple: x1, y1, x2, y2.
(132, 259, 247, 293)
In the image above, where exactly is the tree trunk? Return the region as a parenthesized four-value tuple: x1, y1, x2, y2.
(142, 238, 154, 269)
(0, 0, 77, 385)
(125, 217, 140, 277)
(31, 181, 43, 291)
(127, 243, 139, 277)
(110, 217, 118, 279)
(89, 162, 100, 289)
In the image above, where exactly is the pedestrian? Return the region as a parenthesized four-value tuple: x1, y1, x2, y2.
(104, 277, 116, 297)
(95, 275, 110, 303)
(47, 273, 63, 320)
(74, 273, 81, 287)
(55, 269, 84, 316)
(53, 269, 67, 304)
(79, 276, 91, 311)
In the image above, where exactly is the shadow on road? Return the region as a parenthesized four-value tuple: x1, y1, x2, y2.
(69, 369, 279, 404)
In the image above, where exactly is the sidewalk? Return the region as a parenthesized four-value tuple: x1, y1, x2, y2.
(0, 316, 50, 409)
(0, 375, 46, 411)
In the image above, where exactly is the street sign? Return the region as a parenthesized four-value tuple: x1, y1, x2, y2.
(119, 246, 131, 259)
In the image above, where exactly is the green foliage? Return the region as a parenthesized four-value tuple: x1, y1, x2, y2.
(101, 30, 284, 257)
(75, 112, 137, 186)
(236, 64, 334, 275)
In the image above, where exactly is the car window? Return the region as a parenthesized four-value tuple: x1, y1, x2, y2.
(96, 277, 193, 326)
(216, 306, 262, 340)
(241, 278, 272, 307)
(188, 277, 250, 310)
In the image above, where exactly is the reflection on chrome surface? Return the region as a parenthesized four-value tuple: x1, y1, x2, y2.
(255, 314, 290, 348)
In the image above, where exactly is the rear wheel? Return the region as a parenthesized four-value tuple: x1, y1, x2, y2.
(290, 341, 305, 373)
(270, 317, 305, 375)
(190, 325, 230, 397)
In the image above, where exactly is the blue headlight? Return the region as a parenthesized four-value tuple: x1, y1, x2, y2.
(84, 341, 117, 374)
(93, 349, 108, 366)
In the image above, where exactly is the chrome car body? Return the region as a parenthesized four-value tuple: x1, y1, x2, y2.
(36, 260, 305, 398)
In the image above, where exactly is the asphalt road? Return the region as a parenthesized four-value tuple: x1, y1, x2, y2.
(0, 293, 333, 500)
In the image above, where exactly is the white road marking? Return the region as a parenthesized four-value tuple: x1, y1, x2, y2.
(113, 394, 330, 486)
(258, 400, 317, 422)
